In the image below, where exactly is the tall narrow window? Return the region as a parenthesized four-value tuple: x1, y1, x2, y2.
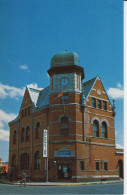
(25, 108, 27, 116)
(104, 162, 108, 171)
(20, 153, 29, 170)
(102, 122, 107, 138)
(26, 126, 30, 141)
(34, 151, 41, 170)
(80, 161, 85, 170)
(21, 127, 25, 142)
(21, 110, 24, 118)
(103, 101, 107, 110)
(28, 106, 31, 116)
(13, 130, 16, 144)
(93, 120, 99, 137)
(36, 122, 40, 139)
(61, 116, 69, 135)
(97, 99, 101, 109)
(96, 162, 99, 170)
(92, 98, 96, 108)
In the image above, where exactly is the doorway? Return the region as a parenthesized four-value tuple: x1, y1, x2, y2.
(57, 164, 72, 180)
(118, 160, 123, 178)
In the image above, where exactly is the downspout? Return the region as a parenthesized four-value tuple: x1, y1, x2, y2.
(81, 93, 86, 141)
(31, 115, 34, 179)
(17, 117, 20, 171)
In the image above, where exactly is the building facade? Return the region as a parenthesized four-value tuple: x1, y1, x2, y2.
(9, 51, 123, 181)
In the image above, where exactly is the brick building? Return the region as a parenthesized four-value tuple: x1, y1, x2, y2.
(9, 50, 123, 181)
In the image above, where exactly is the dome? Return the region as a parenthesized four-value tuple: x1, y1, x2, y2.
(50, 50, 80, 68)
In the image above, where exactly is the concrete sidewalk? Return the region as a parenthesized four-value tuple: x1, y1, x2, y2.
(0, 179, 123, 186)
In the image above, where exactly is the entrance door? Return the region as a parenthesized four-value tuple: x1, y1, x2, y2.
(118, 160, 123, 178)
(57, 164, 72, 180)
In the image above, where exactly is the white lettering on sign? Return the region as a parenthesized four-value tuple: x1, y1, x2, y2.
(43, 129, 48, 157)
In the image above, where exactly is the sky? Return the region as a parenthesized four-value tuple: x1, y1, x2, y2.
(0, 0, 124, 161)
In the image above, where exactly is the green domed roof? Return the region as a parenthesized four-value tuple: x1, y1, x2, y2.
(50, 50, 80, 68)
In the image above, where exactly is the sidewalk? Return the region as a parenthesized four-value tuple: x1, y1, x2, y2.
(0, 179, 123, 186)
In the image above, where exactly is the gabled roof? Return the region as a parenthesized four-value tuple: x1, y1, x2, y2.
(82, 76, 97, 99)
(36, 86, 50, 109)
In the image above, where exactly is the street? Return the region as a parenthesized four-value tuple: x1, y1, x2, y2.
(0, 182, 123, 194)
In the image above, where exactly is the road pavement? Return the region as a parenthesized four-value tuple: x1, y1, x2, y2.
(0, 182, 124, 194)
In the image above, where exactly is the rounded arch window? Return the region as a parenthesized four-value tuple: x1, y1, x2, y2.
(21, 127, 25, 142)
(13, 130, 17, 144)
(61, 116, 69, 135)
(102, 121, 107, 138)
(20, 153, 29, 170)
(35, 122, 40, 139)
(34, 151, 41, 170)
(93, 120, 99, 137)
(26, 126, 30, 141)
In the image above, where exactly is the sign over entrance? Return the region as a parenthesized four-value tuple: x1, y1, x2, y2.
(43, 129, 48, 157)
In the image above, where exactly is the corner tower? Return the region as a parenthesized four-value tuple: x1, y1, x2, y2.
(47, 50, 85, 95)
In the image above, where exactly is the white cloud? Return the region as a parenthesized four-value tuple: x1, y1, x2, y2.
(115, 144, 124, 149)
(0, 129, 9, 141)
(19, 65, 28, 70)
(0, 110, 17, 142)
(0, 82, 42, 100)
(107, 83, 124, 99)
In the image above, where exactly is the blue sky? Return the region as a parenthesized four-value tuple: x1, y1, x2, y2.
(0, 0, 123, 161)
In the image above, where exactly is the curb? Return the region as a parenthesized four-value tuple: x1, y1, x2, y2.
(0, 180, 123, 187)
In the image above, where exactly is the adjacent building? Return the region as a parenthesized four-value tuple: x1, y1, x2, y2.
(9, 51, 123, 181)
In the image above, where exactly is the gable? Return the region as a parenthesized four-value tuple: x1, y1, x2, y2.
(20, 88, 33, 110)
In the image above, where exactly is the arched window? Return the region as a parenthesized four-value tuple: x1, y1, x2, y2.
(36, 122, 40, 139)
(21, 127, 25, 142)
(93, 120, 99, 137)
(26, 126, 30, 141)
(102, 122, 107, 138)
(34, 151, 41, 170)
(13, 130, 16, 144)
(12, 154, 16, 167)
(20, 153, 29, 170)
(61, 116, 69, 135)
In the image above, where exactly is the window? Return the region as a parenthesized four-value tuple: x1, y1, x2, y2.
(80, 161, 85, 170)
(28, 106, 31, 116)
(97, 100, 101, 109)
(12, 155, 16, 167)
(93, 120, 99, 137)
(13, 130, 16, 144)
(61, 116, 69, 135)
(96, 162, 99, 170)
(26, 126, 30, 141)
(36, 122, 40, 139)
(20, 153, 29, 170)
(92, 98, 96, 108)
(21, 110, 24, 118)
(103, 101, 107, 110)
(34, 151, 41, 170)
(104, 162, 108, 171)
(25, 108, 27, 116)
(102, 122, 107, 138)
(60, 95, 69, 104)
(21, 127, 25, 142)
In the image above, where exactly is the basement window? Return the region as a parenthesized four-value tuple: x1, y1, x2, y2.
(80, 161, 85, 170)
(95, 162, 99, 171)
